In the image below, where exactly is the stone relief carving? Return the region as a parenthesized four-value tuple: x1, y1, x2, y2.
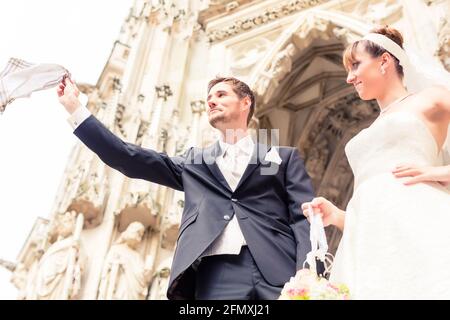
(161, 198, 184, 249)
(207, 0, 326, 42)
(10, 262, 28, 300)
(114, 103, 129, 139)
(305, 137, 330, 189)
(209, 0, 232, 5)
(190, 100, 206, 114)
(34, 211, 85, 300)
(294, 15, 331, 41)
(253, 16, 346, 106)
(116, 190, 159, 231)
(136, 119, 150, 146)
(436, 16, 450, 71)
(98, 222, 153, 300)
(230, 38, 271, 73)
(159, 125, 170, 152)
(301, 93, 378, 154)
(11, 238, 47, 300)
(254, 43, 297, 104)
(0, 259, 30, 300)
(332, 27, 359, 45)
(155, 84, 173, 101)
(225, 1, 239, 12)
(351, 0, 402, 25)
(148, 257, 172, 300)
(68, 171, 108, 229)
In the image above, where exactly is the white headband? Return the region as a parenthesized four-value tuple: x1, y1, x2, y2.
(362, 33, 411, 69)
(361, 33, 449, 94)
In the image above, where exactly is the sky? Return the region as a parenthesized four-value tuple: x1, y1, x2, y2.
(0, 0, 133, 299)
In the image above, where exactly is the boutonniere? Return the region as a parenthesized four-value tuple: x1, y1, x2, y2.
(264, 147, 282, 165)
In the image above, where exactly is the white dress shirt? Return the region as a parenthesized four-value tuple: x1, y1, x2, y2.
(68, 106, 252, 256)
(67, 104, 91, 130)
(200, 134, 253, 257)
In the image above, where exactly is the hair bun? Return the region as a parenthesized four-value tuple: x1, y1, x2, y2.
(370, 25, 404, 48)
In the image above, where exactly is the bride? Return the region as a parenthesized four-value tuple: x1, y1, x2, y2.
(302, 26, 450, 299)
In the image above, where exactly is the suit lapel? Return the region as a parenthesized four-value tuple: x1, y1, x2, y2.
(235, 143, 268, 191)
(203, 141, 232, 192)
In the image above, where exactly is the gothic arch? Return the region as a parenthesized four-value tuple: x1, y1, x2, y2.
(248, 9, 372, 103)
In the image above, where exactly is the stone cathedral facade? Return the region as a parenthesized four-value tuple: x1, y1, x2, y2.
(1, 0, 448, 299)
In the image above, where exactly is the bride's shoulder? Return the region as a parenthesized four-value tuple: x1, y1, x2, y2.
(416, 86, 450, 110)
(417, 86, 450, 100)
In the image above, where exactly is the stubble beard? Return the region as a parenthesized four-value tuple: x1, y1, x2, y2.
(208, 112, 226, 128)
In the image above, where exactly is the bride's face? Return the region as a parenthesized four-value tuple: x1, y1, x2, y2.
(346, 44, 383, 100)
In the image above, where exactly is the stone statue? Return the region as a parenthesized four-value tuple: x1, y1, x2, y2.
(34, 211, 85, 300)
(97, 221, 153, 300)
(10, 263, 28, 300)
(269, 43, 297, 81)
(161, 198, 184, 249)
(352, 0, 402, 25)
(305, 138, 330, 186)
(148, 257, 172, 300)
(436, 16, 450, 71)
(255, 43, 297, 104)
(0, 259, 30, 300)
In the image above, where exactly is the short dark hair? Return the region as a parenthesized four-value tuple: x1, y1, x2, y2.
(207, 77, 255, 125)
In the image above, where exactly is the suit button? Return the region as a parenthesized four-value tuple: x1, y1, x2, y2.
(223, 215, 231, 221)
(231, 198, 238, 202)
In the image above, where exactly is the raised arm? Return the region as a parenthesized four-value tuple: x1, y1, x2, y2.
(57, 78, 186, 191)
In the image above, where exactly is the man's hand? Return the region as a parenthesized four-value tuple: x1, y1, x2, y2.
(392, 164, 450, 187)
(57, 76, 81, 114)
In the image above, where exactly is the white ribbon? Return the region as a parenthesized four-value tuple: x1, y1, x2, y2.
(304, 203, 333, 276)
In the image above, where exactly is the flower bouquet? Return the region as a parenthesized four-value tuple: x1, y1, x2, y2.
(278, 204, 350, 300)
(278, 268, 350, 300)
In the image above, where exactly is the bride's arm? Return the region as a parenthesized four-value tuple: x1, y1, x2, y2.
(423, 86, 450, 116)
(396, 87, 450, 187)
(301, 197, 346, 231)
(392, 164, 450, 187)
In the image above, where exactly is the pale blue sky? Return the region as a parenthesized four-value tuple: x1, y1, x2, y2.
(0, 0, 133, 299)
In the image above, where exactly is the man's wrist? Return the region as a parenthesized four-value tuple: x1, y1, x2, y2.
(67, 104, 91, 130)
(68, 101, 82, 114)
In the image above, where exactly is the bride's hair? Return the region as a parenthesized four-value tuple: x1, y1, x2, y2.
(343, 26, 404, 77)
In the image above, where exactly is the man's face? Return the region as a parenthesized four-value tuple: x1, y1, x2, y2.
(206, 82, 248, 129)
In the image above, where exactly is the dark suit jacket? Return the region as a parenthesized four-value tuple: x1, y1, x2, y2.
(74, 115, 315, 299)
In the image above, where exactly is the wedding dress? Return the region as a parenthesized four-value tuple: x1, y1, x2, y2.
(330, 111, 450, 299)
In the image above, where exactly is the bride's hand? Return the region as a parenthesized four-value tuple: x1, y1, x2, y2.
(301, 197, 341, 227)
(392, 164, 450, 187)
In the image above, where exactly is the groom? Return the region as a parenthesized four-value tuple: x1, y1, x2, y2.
(58, 76, 315, 299)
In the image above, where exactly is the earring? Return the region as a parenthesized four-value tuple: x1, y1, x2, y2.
(381, 68, 385, 75)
